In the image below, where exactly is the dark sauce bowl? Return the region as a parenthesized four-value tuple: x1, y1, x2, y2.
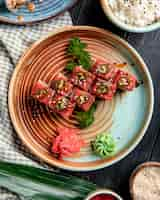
(85, 189, 123, 200)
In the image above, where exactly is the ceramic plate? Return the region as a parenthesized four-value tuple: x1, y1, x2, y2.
(8, 26, 154, 171)
(0, 0, 77, 24)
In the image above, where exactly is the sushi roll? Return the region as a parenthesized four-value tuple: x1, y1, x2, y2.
(49, 95, 75, 118)
(115, 70, 137, 91)
(70, 66, 95, 91)
(31, 80, 55, 105)
(72, 88, 95, 111)
(51, 73, 73, 96)
(91, 78, 117, 100)
(91, 59, 119, 81)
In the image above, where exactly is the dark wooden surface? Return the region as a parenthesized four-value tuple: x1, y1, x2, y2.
(69, 1, 160, 199)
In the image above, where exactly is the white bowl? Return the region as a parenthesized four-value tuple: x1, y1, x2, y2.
(85, 189, 123, 200)
(100, 0, 160, 33)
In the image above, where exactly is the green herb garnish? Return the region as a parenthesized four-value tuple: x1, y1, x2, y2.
(74, 102, 97, 128)
(66, 61, 77, 71)
(0, 161, 96, 200)
(66, 37, 91, 71)
(91, 133, 116, 158)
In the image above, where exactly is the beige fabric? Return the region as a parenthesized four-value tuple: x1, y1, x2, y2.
(0, 12, 72, 199)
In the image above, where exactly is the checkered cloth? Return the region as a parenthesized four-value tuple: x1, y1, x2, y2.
(0, 12, 72, 200)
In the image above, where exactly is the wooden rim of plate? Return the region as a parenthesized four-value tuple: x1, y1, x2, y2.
(130, 162, 160, 199)
(0, 0, 78, 25)
(8, 26, 154, 171)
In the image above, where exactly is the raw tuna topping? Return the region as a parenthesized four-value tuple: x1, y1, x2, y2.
(49, 95, 75, 118)
(55, 97, 69, 111)
(96, 64, 110, 74)
(52, 73, 73, 96)
(91, 60, 118, 81)
(72, 88, 95, 111)
(96, 81, 109, 94)
(71, 66, 95, 91)
(31, 80, 54, 105)
(92, 79, 117, 100)
(116, 71, 137, 91)
(76, 95, 89, 105)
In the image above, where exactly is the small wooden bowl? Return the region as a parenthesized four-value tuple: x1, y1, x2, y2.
(130, 162, 160, 199)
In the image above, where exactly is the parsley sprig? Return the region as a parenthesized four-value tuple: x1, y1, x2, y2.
(74, 102, 97, 128)
(66, 37, 91, 71)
